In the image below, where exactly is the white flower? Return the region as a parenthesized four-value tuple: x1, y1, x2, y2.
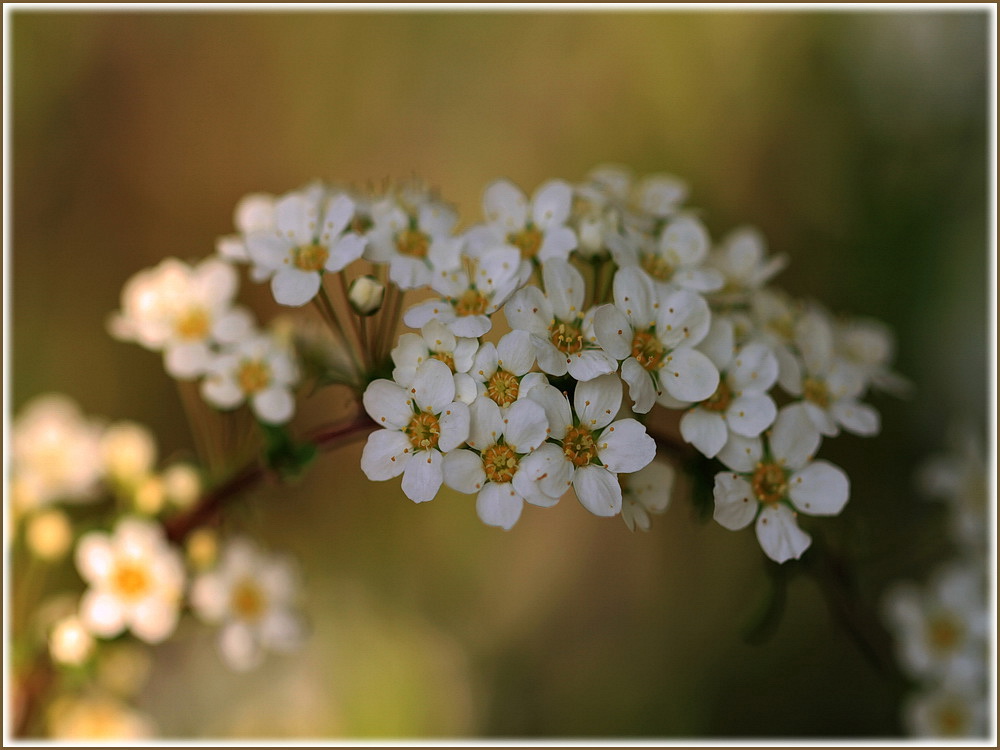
(190, 537, 304, 672)
(360, 358, 471, 503)
(834, 316, 911, 397)
(200, 331, 300, 425)
(216, 192, 278, 274)
(504, 260, 618, 382)
(390, 319, 478, 404)
(609, 215, 724, 293)
(593, 266, 719, 412)
(108, 257, 254, 379)
(468, 329, 545, 413)
(917, 429, 988, 552)
(403, 247, 522, 338)
(882, 563, 988, 688)
(707, 226, 787, 302)
(443, 398, 554, 529)
(903, 684, 989, 738)
(26, 509, 74, 561)
(75, 517, 185, 643)
(525, 374, 657, 518)
(712, 403, 848, 563)
(244, 185, 367, 306)
(161, 463, 202, 509)
(476, 178, 578, 265)
(788, 309, 881, 438)
(12, 394, 104, 511)
(365, 195, 463, 290)
(100, 421, 157, 490)
(47, 693, 156, 740)
(584, 165, 688, 231)
(620, 459, 675, 532)
(679, 316, 779, 458)
(49, 615, 95, 666)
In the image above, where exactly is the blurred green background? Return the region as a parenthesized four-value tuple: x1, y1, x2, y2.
(10, 9, 991, 739)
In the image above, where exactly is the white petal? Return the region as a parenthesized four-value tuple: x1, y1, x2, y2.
(593, 304, 633, 361)
(219, 622, 262, 672)
(673, 267, 725, 293)
(165, 342, 210, 379)
(725, 394, 777, 438)
(770, 403, 822, 470)
(401, 448, 444, 503)
(680, 409, 728, 458)
(483, 179, 528, 231)
(325, 233, 366, 272)
(211, 308, 255, 344)
(788, 460, 850, 516)
(533, 338, 569, 377)
(613, 266, 658, 329)
(662, 347, 720, 403)
(716, 433, 763, 473)
(531, 179, 572, 229)
(129, 597, 179, 643)
(412, 359, 456, 413)
(620, 357, 658, 414)
(512, 465, 560, 508)
(448, 313, 492, 339)
(403, 298, 451, 330)
(574, 373, 622, 430)
(503, 286, 551, 336)
(454, 373, 478, 405)
(517, 443, 572, 500)
(755, 504, 812, 563)
(712, 472, 757, 530)
(467, 397, 504, 451)
(79, 590, 127, 638)
(362, 379, 413, 429)
(728, 342, 779, 393)
(271, 268, 321, 307)
(697, 315, 736, 371)
(75, 532, 114, 583)
(542, 261, 585, 321)
(437, 401, 470, 452)
(659, 215, 709, 267)
(471, 342, 498, 382)
(476, 483, 524, 530)
(251, 387, 295, 425)
(795, 310, 835, 376)
(201, 374, 244, 410)
(537, 226, 577, 263)
(573, 464, 622, 517)
(443, 449, 486, 494)
(360, 429, 411, 481)
(390, 255, 433, 291)
(526, 383, 573, 441)
(657, 288, 712, 348)
(597, 419, 656, 474)
(245, 231, 290, 271)
(502, 399, 548, 453)
(566, 349, 618, 383)
(496, 330, 535, 376)
(832, 400, 881, 437)
(274, 193, 317, 245)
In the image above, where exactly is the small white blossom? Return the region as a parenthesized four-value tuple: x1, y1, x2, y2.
(474, 178, 578, 266)
(609, 215, 724, 293)
(361, 358, 471, 503)
(109, 256, 254, 379)
(201, 331, 300, 425)
(216, 192, 278, 274)
(712, 404, 847, 563)
(191, 537, 304, 672)
(707, 226, 787, 302)
(100, 421, 157, 490)
(903, 684, 989, 738)
(49, 614, 95, 666)
(244, 184, 367, 306)
(26, 509, 74, 561)
(75, 517, 185, 643)
(391, 319, 478, 404)
(834, 316, 911, 397)
(621, 459, 675, 532)
(468, 329, 545, 413)
(47, 693, 156, 740)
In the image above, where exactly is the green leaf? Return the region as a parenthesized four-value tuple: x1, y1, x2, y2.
(258, 422, 318, 481)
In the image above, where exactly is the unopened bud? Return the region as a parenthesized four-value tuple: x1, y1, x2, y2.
(348, 276, 385, 316)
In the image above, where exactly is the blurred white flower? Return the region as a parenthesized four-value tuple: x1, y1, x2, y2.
(347, 274, 386, 316)
(75, 517, 185, 644)
(391, 319, 479, 404)
(707, 226, 787, 302)
(49, 615, 95, 666)
(191, 537, 304, 672)
(100, 420, 157, 490)
(620, 459, 675, 532)
(161, 463, 202, 509)
(903, 684, 989, 738)
(475, 178, 578, 266)
(47, 693, 156, 740)
(26, 509, 74, 561)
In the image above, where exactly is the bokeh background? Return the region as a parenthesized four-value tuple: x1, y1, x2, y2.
(9, 9, 992, 739)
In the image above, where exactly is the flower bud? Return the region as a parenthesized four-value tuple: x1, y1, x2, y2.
(27, 509, 73, 561)
(348, 275, 385, 316)
(49, 615, 95, 666)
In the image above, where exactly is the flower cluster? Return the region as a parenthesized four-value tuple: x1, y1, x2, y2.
(881, 430, 989, 738)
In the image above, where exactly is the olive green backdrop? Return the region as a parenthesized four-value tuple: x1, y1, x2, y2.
(9, 9, 991, 739)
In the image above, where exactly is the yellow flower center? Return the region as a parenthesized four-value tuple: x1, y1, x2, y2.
(631, 330, 666, 371)
(237, 360, 272, 394)
(395, 228, 431, 259)
(454, 289, 490, 317)
(112, 563, 150, 600)
(563, 425, 598, 467)
(486, 371, 520, 408)
(550, 319, 585, 354)
(430, 351, 456, 371)
(482, 443, 519, 484)
(292, 243, 330, 272)
(231, 579, 265, 621)
(702, 381, 733, 412)
(936, 705, 968, 736)
(751, 462, 787, 505)
(928, 615, 961, 654)
(803, 377, 830, 408)
(405, 412, 441, 451)
(507, 227, 543, 259)
(641, 253, 674, 281)
(175, 307, 210, 340)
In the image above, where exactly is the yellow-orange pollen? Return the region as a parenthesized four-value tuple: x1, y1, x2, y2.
(486, 370, 519, 408)
(176, 308, 210, 340)
(231, 579, 265, 621)
(395, 228, 431, 259)
(802, 377, 830, 408)
(550, 319, 585, 354)
(405, 411, 441, 451)
(454, 289, 490, 317)
(430, 351, 456, 371)
(563, 425, 598, 467)
(641, 253, 674, 281)
(631, 330, 666, 371)
(702, 381, 733, 413)
(237, 360, 272, 395)
(292, 243, 330, 272)
(928, 616, 961, 653)
(507, 227, 543, 259)
(751, 462, 787, 505)
(482, 443, 519, 484)
(112, 563, 150, 600)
